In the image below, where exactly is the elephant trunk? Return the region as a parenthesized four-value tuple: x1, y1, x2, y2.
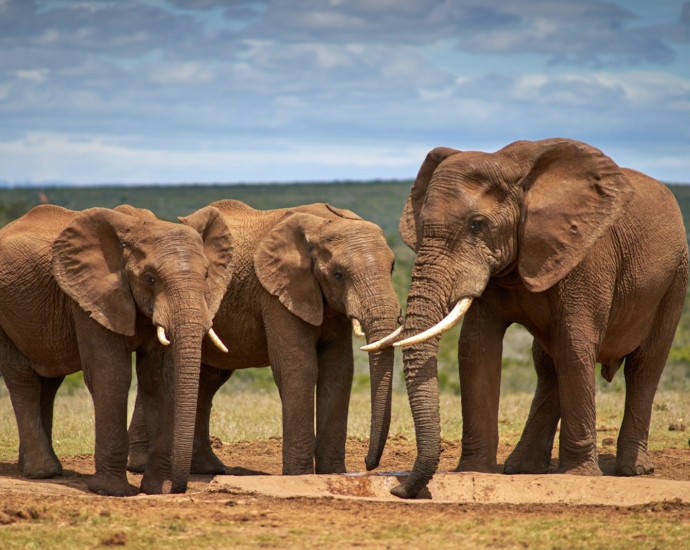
(391, 261, 452, 499)
(361, 315, 396, 471)
(169, 311, 205, 493)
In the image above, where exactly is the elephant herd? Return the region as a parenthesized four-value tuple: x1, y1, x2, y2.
(0, 138, 686, 499)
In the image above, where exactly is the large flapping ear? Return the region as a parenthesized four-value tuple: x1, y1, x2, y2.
(511, 138, 634, 292)
(52, 208, 137, 336)
(178, 206, 234, 319)
(253, 212, 329, 326)
(399, 147, 462, 251)
(325, 203, 363, 220)
(114, 204, 158, 221)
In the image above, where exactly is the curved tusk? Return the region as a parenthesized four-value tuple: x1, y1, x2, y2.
(157, 325, 170, 346)
(360, 325, 404, 352)
(352, 318, 365, 338)
(393, 297, 473, 348)
(207, 328, 229, 353)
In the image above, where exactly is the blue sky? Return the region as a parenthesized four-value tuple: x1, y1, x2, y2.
(1, 0, 689, 184)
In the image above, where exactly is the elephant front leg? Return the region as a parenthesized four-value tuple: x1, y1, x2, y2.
(552, 330, 601, 476)
(455, 306, 506, 473)
(127, 388, 149, 473)
(505, 339, 560, 474)
(190, 364, 233, 475)
(75, 311, 137, 496)
(266, 313, 319, 475)
(315, 328, 353, 474)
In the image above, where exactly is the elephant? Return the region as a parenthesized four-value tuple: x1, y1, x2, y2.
(0, 203, 233, 495)
(368, 138, 688, 498)
(127, 200, 401, 479)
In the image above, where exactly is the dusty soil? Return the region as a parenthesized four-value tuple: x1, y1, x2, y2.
(2, 439, 690, 548)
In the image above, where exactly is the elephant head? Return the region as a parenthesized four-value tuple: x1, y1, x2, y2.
(254, 205, 400, 469)
(372, 138, 634, 498)
(52, 206, 234, 493)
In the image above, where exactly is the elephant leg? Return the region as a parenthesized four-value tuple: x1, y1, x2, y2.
(616, 269, 686, 476)
(455, 305, 506, 473)
(0, 338, 62, 479)
(552, 329, 601, 476)
(39, 375, 65, 475)
(266, 309, 319, 475)
(504, 340, 560, 474)
(74, 308, 136, 496)
(190, 364, 233, 475)
(127, 386, 149, 473)
(315, 327, 353, 474)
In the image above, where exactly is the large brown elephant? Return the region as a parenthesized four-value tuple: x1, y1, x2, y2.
(0, 204, 233, 496)
(370, 138, 688, 498)
(128, 200, 400, 478)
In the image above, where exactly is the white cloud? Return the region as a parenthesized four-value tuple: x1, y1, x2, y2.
(0, 132, 431, 184)
(148, 61, 215, 84)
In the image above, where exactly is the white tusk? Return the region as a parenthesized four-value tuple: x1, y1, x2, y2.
(393, 297, 473, 348)
(157, 325, 170, 346)
(352, 318, 365, 338)
(360, 325, 404, 352)
(207, 328, 229, 353)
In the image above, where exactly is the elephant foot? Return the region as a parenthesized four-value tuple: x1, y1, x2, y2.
(555, 457, 602, 476)
(315, 462, 346, 475)
(88, 472, 137, 497)
(126, 448, 148, 474)
(391, 483, 417, 499)
(191, 448, 226, 475)
(454, 456, 498, 474)
(22, 455, 63, 479)
(140, 473, 187, 495)
(504, 448, 551, 475)
(615, 448, 654, 476)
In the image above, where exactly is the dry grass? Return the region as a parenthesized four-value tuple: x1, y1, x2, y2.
(2, 385, 690, 462)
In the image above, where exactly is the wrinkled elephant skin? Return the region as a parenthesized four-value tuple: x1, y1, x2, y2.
(128, 201, 400, 477)
(393, 138, 688, 498)
(0, 204, 233, 496)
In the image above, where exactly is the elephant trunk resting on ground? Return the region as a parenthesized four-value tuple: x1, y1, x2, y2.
(0, 204, 233, 495)
(127, 201, 400, 480)
(368, 138, 688, 498)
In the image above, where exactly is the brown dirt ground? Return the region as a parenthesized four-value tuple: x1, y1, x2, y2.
(2, 439, 690, 548)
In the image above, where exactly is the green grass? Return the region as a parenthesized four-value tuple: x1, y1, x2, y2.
(3, 384, 690, 463)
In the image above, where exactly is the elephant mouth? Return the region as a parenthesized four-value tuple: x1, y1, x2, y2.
(362, 297, 474, 351)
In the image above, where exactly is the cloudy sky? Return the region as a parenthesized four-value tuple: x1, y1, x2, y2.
(1, 0, 689, 185)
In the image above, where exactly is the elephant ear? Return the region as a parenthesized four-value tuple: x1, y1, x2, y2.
(114, 204, 158, 221)
(325, 203, 363, 220)
(399, 147, 462, 252)
(52, 208, 137, 336)
(513, 139, 635, 292)
(253, 212, 329, 326)
(178, 206, 234, 319)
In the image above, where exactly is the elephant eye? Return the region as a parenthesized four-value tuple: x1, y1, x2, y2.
(333, 272, 344, 281)
(205, 269, 210, 279)
(145, 275, 155, 286)
(470, 219, 484, 235)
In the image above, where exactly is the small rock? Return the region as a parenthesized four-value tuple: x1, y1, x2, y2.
(669, 424, 686, 432)
(210, 436, 223, 449)
(602, 437, 616, 447)
(101, 532, 126, 546)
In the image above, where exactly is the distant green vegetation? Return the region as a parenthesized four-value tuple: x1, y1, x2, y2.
(1, 181, 690, 394)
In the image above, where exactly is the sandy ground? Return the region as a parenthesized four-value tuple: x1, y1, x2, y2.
(2, 440, 690, 548)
